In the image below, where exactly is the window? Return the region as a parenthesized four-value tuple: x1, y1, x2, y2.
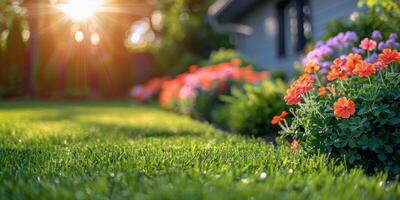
(277, 0, 311, 58)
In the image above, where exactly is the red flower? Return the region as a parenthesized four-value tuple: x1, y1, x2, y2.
(272, 111, 288, 125)
(354, 61, 376, 77)
(359, 38, 377, 51)
(304, 61, 320, 73)
(333, 97, 356, 119)
(378, 48, 400, 64)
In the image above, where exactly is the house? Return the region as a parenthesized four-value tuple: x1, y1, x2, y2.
(208, 0, 362, 73)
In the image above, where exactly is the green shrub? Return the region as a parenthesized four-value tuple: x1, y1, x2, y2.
(213, 80, 287, 136)
(277, 48, 400, 175)
(200, 48, 255, 67)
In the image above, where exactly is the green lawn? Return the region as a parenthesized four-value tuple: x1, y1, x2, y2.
(0, 101, 399, 199)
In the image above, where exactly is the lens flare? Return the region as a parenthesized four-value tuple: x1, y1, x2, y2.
(75, 31, 84, 42)
(59, 0, 103, 21)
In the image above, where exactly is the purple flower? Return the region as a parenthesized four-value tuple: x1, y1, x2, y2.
(371, 30, 383, 40)
(386, 39, 396, 47)
(352, 47, 364, 54)
(366, 53, 378, 63)
(345, 31, 358, 41)
(321, 61, 332, 69)
(393, 42, 400, 49)
(319, 68, 329, 75)
(389, 33, 398, 40)
(319, 45, 333, 55)
(326, 38, 339, 48)
(315, 41, 324, 48)
(378, 41, 387, 50)
(339, 55, 347, 60)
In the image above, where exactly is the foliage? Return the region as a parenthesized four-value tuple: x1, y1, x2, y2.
(277, 35, 400, 175)
(322, 0, 400, 41)
(159, 60, 269, 121)
(200, 48, 254, 67)
(213, 80, 287, 136)
(0, 101, 400, 199)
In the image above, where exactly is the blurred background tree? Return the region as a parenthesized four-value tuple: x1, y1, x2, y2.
(128, 0, 232, 76)
(0, 0, 27, 98)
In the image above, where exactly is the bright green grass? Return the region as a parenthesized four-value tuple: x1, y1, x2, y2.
(0, 101, 399, 200)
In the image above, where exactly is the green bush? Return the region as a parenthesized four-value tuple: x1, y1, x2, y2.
(278, 49, 400, 175)
(200, 48, 255, 67)
(213, 80, 287, 136)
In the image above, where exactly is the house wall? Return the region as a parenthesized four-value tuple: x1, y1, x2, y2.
(310, 0, 360, 39)
(232, 0, 361, 72)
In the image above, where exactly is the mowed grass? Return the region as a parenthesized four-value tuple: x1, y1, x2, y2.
(0, 101, 399, 200)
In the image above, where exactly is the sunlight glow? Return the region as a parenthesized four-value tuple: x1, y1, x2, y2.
(59, 0, 103, 21)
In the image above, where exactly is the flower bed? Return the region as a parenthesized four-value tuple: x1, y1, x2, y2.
(159, 60, 269, 120)
(130, 77, 170, 102)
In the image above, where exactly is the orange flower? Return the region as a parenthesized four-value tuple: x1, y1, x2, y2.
(284, 74, 314, 105)
(354, 61, 376, 77)
(359, 38, 377, 51)
(304, 61, 320, 73)
(327, 58, 348, 81)
(333, 97, 356, 119)
(378, 48, 400, 64)
(284, 88, 302, 105)
(189, 65, 198, 73)
(295, 76, 314, 94)
(318, 87, 326, 96)
(271, 111, 288, 125)
(231, 58, 242, 66)
(327, 69, 348, 81)
(346, 54, 363, 74)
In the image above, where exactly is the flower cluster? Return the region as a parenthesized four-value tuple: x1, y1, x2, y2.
(284, 46, 399, 119)
(159, 60, 269, 113)
(302, 31, 400, 75)
(275, 32, 400, 174)
(131, 77, 170, 102)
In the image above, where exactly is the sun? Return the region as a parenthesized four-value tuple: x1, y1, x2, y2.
(58, 0, 103, 21)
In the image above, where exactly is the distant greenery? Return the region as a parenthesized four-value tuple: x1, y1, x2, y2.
(0, 101, 399, 199)
(322, 0, 400, 41)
